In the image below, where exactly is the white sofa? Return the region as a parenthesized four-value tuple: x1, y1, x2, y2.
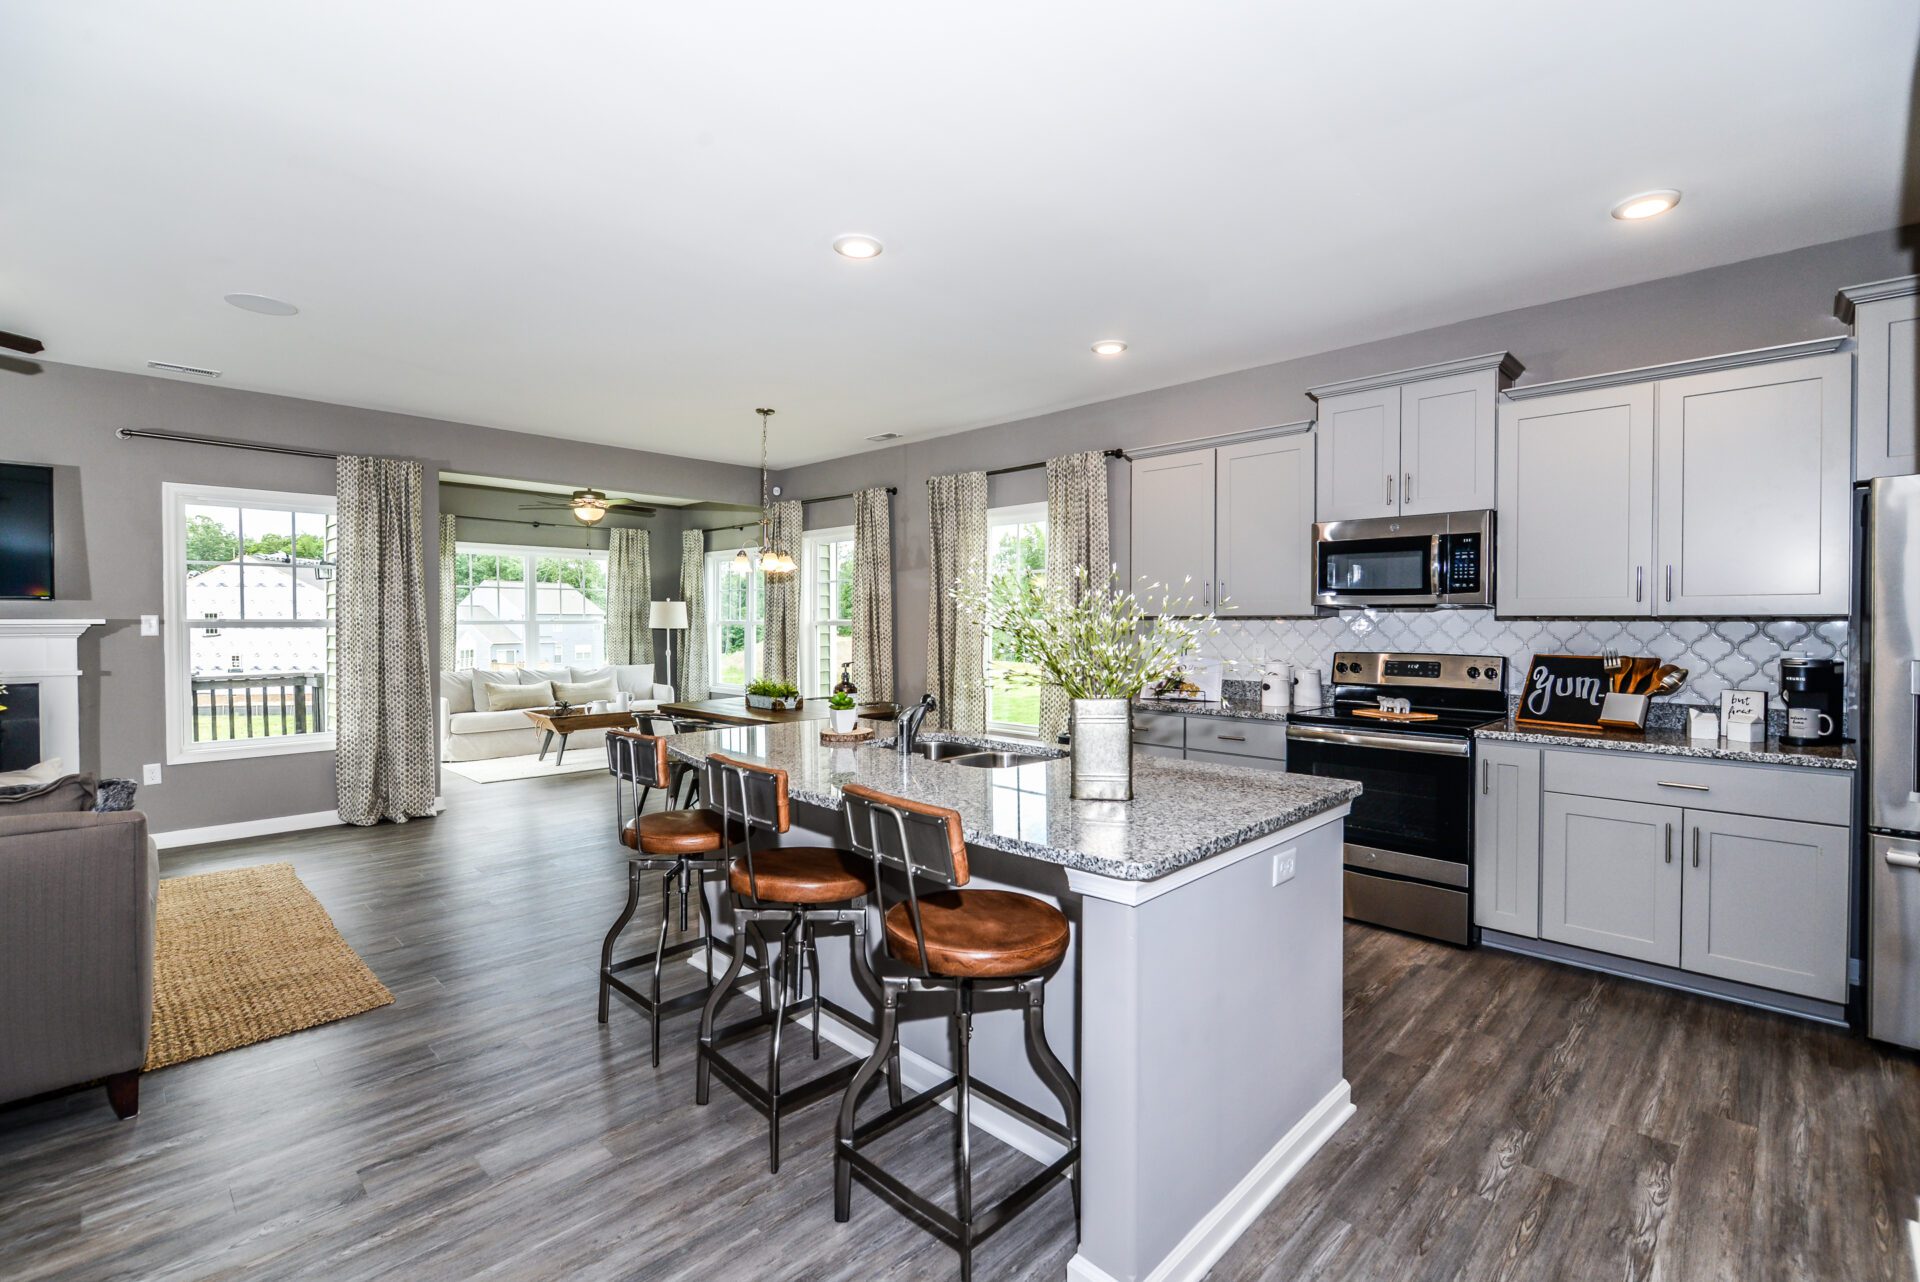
(438, 664, 675, 762)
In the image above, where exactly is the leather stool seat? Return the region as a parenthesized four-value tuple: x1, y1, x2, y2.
(730, 847, 873, 904)
(882, 890, 1070, 979)
(625, 808, 729, 855)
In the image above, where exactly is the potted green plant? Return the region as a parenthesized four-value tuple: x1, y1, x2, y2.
(745, 678, 803, 711)
(954, 565, 1219, 800)
(826, 690, 859, 733)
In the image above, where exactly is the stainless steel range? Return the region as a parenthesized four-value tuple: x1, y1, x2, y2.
(1284, 651, 1508, 946)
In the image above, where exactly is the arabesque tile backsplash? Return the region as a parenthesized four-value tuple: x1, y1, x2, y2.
(1199, 610, 1848, 711)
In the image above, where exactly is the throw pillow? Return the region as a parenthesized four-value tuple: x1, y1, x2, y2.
(485, 681, 554, 712)
(553, 677, 617, 705)
(472, 668, 524, 711)
(0, 772, 98, 814)
(0, 757, 66, 787)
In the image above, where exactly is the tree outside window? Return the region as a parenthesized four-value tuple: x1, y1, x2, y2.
(985, 505, 1046, 734)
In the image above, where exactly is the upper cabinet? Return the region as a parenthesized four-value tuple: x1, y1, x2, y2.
(1310, 353, 1522, 522)
(1497, 342, 1852, 618)
(1129, 428, 1316, 617)
(1838, 276, 1919, 481)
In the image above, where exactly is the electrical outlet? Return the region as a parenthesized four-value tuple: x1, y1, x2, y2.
(140, 614, 160, 636)
(142, 763, 162, 786)
(1271, 849, 1296, 886)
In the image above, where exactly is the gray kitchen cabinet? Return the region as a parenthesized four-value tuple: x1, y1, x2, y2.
(1130, 448, 1216, 609)
(1129, 708, 1286, 768)
(1496, 383, 1656, 617)
(1653, 353, 1851, 616)
(1215, 434, 1315, 616)
(1680, 810, 1850, 1001)
(1186, 747, 1288, 772)
(1474, 741, 1542, 937)
(1540, 792, 1683, 966)
(1310, 353, 1521, 523)
(1838, 276, 1919, 480)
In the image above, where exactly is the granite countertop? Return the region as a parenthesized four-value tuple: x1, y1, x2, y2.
(1474, 719, 1859, 770)
(1132, 696, 1290, 722)
(665, 724, 1359, 881)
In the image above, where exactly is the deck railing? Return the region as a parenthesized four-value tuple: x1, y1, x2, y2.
(191, 672, 328, 741)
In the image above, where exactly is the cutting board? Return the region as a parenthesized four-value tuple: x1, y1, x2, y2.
(1351, 708, 1440, 722)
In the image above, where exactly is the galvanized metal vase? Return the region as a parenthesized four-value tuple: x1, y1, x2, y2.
(1070, 697, 1133, 801)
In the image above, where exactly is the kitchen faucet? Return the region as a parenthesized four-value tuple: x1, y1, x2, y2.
(897, 694, 937, 756)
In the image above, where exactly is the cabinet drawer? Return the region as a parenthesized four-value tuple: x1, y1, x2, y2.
(1130, 711, 1184, 749)
(1187, 747, 1288, 772)
(1541, 748, 1849, 825)
(1186, 718, 1288, 761)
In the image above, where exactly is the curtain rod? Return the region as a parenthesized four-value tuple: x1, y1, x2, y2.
(452, 514, 637, 533)
(984, 446, 1127, 481)
(799, 485, 897, 506)
(117, 427, 339, 460)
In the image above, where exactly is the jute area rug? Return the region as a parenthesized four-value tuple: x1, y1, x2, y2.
(443, 752, 605, 784)
(146, 862, 393, 1071)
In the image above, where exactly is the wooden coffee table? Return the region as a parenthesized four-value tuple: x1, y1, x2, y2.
(657, 696, 898, 727)
(521, 707, 642, 765)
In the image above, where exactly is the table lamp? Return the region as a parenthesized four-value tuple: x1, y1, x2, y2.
(649, 600, 689, 691)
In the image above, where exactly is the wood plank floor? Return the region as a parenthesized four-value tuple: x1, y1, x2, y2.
(3, 768, 1917, 1281)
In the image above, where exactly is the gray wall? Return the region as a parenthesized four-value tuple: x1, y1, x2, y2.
(0, 363, 757, 833)
(775, 226, 1919, 704)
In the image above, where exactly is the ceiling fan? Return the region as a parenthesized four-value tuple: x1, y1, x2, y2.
(517, 488, 656, 525)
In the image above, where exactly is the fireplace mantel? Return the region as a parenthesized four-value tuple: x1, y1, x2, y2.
(0, 619, 105, 768)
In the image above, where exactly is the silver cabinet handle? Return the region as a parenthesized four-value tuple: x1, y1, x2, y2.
(1887, 849, 1920, 870)
(1665, 822, 1673, 864)
(1386, 473, 1394, 507)
(1636, 566, 1644, 603)
(1665, 565, 1674, 603)
(1286, 724, 1471, 756)
(1656, 780, 1710, 791)
(1482, 759, 1490, 794)
(1692, 826, 1701, 868)
(1404, 471, 1413, 504)
(1216, 733, 1247, 742)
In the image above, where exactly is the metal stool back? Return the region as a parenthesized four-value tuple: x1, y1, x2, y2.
(840, 785, 971, 977)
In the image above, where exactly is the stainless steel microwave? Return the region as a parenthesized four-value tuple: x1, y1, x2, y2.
(1312, 509, 1494, 608)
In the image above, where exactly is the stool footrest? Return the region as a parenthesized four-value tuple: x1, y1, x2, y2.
(700, 1040, 861, 1122)
(848, 1076, 956, 1146)
(605, 933, 709, 979)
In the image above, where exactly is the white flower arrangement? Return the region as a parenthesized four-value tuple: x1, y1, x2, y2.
(952, 563, 1224, 700)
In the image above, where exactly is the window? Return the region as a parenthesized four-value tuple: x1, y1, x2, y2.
(163, 482, 337, 763)
(452, 544, 608, 673)
(986, 503, 1047, 737)
(802, 527, 855, 697)
(706, 549, 768, 692)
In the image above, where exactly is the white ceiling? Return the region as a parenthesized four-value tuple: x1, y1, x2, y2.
(3, 3, 1915, 467)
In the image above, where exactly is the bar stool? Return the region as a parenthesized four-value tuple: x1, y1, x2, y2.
(833, 783, 1080, 1282)
(599, 728, 742, 1066)
(696, 752, 879, 1172)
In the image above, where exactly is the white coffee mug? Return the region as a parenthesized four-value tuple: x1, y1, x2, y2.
(1787, 707, 1835, 739)
(591, 699, 609, 713)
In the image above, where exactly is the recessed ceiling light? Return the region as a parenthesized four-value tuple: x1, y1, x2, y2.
(832, 234, 884, 260)
(146, 360, 222, 378)
(1610, 190, 1681, 221)
(1091, 339, 1129, 357)
(224, 292, 300, 316)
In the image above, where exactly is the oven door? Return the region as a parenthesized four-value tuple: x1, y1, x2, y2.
(1284, 724, 1473, 887)
(1313, 514, 1447, 608)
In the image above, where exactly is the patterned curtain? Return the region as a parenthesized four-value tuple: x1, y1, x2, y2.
(851, 487, 894, 701)
(1040, 451, 1112, 742)
(605, 527, 654, 665)
(437, 512, 458, 670)
(335, 455, 437, 826)
(926, 471, 987, 733)
(761, 500, 804, 685)
(678, 528, 709, 700)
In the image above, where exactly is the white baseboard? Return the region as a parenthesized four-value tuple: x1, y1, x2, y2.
(153, 795, 446, 849)
(1066, 1078, 1355, 1282)
(682, 953, 1069, 1164)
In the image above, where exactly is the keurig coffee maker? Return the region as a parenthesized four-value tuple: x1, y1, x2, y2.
(1779, 655, 1844, 745)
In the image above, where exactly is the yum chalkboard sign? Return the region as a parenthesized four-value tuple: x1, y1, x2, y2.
(1516, 654, 1612, 731)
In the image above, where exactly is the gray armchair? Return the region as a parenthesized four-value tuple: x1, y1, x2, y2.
(0, 809, 157, 1117)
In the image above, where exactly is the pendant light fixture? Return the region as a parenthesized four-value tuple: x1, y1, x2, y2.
(753, 407, 796, 576)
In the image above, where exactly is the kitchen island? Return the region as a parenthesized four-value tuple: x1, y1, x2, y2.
(666, 723, 1360, 1282)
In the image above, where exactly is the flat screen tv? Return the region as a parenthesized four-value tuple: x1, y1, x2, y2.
(0, 463, 54, 599)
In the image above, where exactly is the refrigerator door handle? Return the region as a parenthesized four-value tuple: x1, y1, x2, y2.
(1888, 849, 1920, 870)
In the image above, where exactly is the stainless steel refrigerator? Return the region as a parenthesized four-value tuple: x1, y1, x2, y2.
(1865, 475, 1920, 1048)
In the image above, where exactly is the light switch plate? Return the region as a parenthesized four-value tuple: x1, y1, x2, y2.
(1271, 849, 1296, 886)
(142, 763, 162, 786)
(140, 615, 160, 636)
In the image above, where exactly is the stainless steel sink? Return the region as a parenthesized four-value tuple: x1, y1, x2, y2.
(913, 740, 982, 761)
(948, 750, 1054, 769)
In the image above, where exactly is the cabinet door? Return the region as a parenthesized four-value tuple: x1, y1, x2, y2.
(1315, 386, 1401, 522)
(1400, 370, 1498, 515)
(1496, 384, 1655, 616)
(1130, 449, 1216, 610)
(1680, 810, 1850, 1001)
(1474, 742, 1541, 937)
(1654, 353, 1852, 616)
(1854, 292, 1920, 480)
(1216, 434, 1315, 616)
(1541, 793, 1682, 965)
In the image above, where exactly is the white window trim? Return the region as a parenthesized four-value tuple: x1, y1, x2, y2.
(985, 502, 1048, 740)
(162, 481, 338, 765)
(801, 525, 854, 699)
(706, 547, 764, 694)
(453, 541, 610, 670)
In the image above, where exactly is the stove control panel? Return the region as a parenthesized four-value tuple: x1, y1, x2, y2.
(1329, 652, 1505, 691)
